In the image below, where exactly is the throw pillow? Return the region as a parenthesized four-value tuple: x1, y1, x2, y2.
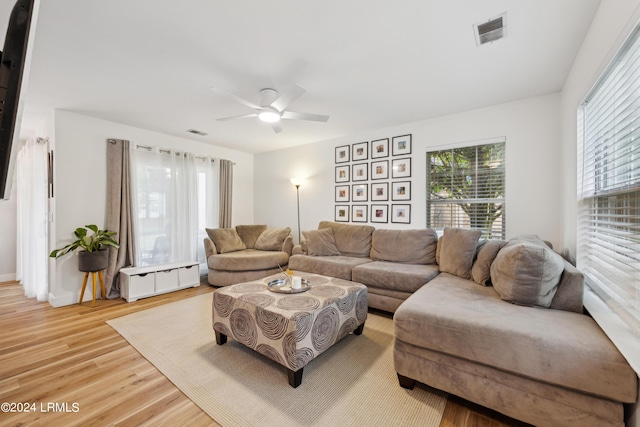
(205, 228, 246, 254)
(318, 221, 375, 258)
(236, 225, 267, 249)
(254, 227, 291, 251)
(438, 227, 482, 279)
(490, 236, 565, 308)
(471, 239, 507, 285)
(301, 228, 341, 256)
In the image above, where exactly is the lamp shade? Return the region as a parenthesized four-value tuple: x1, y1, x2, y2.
(290, 178, 302, 187)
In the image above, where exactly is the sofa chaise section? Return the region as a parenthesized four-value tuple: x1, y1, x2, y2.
(394, 232, 638, 427)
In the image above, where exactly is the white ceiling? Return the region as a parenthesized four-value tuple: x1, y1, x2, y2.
(11, 0, 601, 153)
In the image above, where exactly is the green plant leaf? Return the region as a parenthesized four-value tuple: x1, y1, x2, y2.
(51, 225, 120, 258)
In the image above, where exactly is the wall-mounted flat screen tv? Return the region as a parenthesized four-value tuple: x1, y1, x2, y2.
(0, 0, 36, 200)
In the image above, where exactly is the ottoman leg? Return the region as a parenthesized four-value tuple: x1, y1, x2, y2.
(397, 373, 416, 389)
(354, 322, 365, 335)
(287, 368, 303, 388)
(215, 331, 227, 345)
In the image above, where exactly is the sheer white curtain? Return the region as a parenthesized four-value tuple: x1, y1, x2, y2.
(131, 146, 217, 267)
(196, 156, 218, 266)
(16, 138, 48, 301)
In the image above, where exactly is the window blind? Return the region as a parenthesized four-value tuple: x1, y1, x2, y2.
(426, 140, 505, 239)
(577, 24, 640, 327)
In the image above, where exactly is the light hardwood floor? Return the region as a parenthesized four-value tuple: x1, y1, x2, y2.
(0, 280, 528, 427)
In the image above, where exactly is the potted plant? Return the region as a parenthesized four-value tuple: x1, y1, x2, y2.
(50, 225, 120, 272)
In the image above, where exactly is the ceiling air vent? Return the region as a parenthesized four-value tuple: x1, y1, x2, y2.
(186, 129, 208, 136)
(474, 13, 506, 46)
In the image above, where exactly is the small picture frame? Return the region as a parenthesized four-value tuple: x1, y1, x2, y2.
(335, 185, 350, 202)
(392, 134, 412, 156)
(335, 205, 349, 222)
(352, 163, 368, 181)
(391, 181, 411, 201)
(352, 141, 368, 161)
(352, 183, 368, 202)
(352, 205, 368, 222)
(335, 145, 350, 163)
(391, 204, 411, 224)
(335, 165, 350, 183)
(392, 157, 411, 178)
(371, 204, 389, 223)
(371, 138, 389, 158)
(371, 160, 389, 180)
(371, 182, 389, 201)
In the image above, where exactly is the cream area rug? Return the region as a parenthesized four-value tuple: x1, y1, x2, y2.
(107, 293, 447, 427)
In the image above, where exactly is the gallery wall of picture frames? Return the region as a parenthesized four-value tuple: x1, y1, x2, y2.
(334, 134, 412, 223)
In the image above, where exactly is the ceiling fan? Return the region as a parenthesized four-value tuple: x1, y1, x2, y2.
(210, 84, 329, 133)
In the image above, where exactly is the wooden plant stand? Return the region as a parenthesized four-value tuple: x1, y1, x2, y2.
(79, 270, 106, 307)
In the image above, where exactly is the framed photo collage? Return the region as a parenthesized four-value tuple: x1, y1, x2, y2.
(334, 134, 412, 224)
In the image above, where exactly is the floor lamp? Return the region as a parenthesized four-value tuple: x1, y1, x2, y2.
(290, 178, 302, 243)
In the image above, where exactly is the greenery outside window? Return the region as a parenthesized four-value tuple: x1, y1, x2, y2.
(426, 139, 505, 239)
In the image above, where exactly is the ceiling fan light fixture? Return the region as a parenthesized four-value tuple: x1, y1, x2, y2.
(258, 109, 281, 123)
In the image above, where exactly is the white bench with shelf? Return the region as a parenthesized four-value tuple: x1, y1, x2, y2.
(120, 261, 200, 302)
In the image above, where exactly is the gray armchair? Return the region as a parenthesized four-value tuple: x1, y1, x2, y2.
(204, 224, 293, 286)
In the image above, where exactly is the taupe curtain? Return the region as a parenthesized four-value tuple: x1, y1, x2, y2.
(105, 139, 136, 298)
(219, 159, 233, 228)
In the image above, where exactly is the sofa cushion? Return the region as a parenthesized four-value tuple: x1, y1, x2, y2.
(236, 224, 267, 249)
(208, 249, 289, 272)
(352, 261, 439, 293)
(438, 227, 482, 279)
(370, 229, 438, 264)
(301, 228, 340, 256)
(549, 261, 584, 313)
(288, 254, 373, 281)
(254, 227, 291, 251)
(394, 274, 638, 403)
(491, 235, 564, 308)
(471, 239, 507, 285)
(318, 221, 374, 258)
(206, 228, 247, 254)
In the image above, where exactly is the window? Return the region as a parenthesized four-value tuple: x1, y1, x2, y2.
(426, 139, 505, 239)
(577, 25, 640, 326)
(132, 147, 218, 267)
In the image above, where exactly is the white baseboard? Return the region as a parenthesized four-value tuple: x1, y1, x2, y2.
(48, 289, 106, 307)
(48, 291, 77, 307)
(0, 273, 16, 283)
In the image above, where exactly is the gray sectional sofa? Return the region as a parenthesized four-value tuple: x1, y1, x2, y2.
(204, 225, 293, 286)
(289, 221, 638, 427)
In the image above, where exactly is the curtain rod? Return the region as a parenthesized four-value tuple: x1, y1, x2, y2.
(128, 141, 235, 165)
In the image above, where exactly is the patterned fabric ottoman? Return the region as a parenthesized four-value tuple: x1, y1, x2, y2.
(212, 273, 368, 387)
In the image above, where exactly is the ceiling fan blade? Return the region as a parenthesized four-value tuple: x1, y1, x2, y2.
(270, 84, 306, 112)
(271, 122, 284, 133)
(217, 113, 258, 121)
(281, 111, 330, 122)
(209, 87, 262, 110)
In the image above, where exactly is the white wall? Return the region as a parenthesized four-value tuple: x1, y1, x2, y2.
(0, 178, 18, 282)
(255, 93, 562, 248)
(49, 110, 254, 306)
